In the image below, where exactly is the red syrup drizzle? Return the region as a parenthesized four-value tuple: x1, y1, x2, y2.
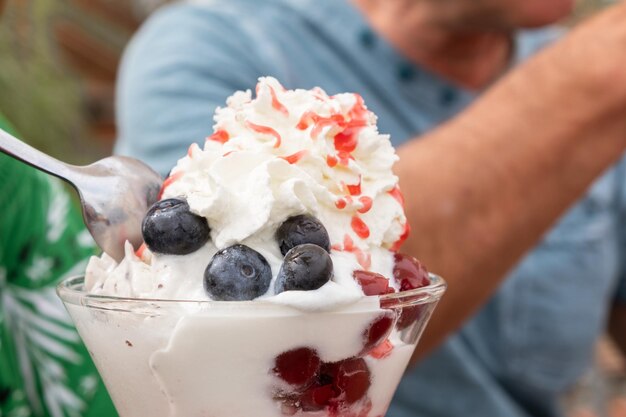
(296, 111, 318, 130)
(246, 120, 282, 148)
(351, 215, 370, 239)
(280, 150, 308, 164)
(387, 185, 409, 251)
(157, 171, 184, 200)
(388, 185, 405, 207)
(134, 243, 147, 259)
(335, 196, 353, 210)
(206, 129, 230, 144)
(332, 234, 371, 270)
(390, 221, 411, 252)
(357, 196, 372, 214)
(332, 94, 368, 165)
(309, 93, 378, 264)
(345, 176, 362, 196)
(334, 121, 365, 154)
(335, 198, 347, 210)
(310, 114, 345, 139)
(268, 85, 289, 117)
(348, 94, 368, 120)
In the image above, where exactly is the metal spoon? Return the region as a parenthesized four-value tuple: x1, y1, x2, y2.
(0, 128, 162, 262)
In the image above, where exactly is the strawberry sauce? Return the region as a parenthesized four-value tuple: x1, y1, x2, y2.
(157, 171, 183, 200)
(280, 150, 308, 164)
(246, 120, 282, 148)
(268, 85, 289, 117)
(351, 215, 370, 239)
(207, 129, 230, 144)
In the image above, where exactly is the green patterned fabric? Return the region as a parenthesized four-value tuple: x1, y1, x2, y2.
(0, 115, 117, 417)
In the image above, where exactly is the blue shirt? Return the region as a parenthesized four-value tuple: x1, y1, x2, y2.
(115, 1, 626, 416)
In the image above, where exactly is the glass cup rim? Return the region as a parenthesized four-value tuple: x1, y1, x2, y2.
(56, 274, 446, 310)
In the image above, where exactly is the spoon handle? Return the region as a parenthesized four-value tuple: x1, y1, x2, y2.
(0, 128, 75, 182)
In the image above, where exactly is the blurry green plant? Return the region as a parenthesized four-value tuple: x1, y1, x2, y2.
(0, 1, 91, 164)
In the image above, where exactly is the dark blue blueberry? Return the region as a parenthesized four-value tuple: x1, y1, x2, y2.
(275, 244, 333, 294)
(204, 244, 272, 301)
(276, 215, 330, 256)
(142, 198, 210, 255)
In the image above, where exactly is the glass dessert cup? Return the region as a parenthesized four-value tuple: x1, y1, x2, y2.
(57, 275, 446, 417)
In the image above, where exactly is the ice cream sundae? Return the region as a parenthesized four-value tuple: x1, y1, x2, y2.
(58, 77, 446, 417)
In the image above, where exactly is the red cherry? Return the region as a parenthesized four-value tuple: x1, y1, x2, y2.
(334, 358, 371, 404)
(300, 384, 337, 411)
(273, 347, 320, 387)
(396, 304, 426, 331)
(393, 253, 429, 291)
(361, 313, 394, 354)
(353, 270, 395, 296)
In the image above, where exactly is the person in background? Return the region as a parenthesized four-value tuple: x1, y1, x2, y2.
(0, 114, 117, 416)
(115, 0, 626, 416)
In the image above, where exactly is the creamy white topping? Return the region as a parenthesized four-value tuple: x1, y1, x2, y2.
(85, 77, 408, 305)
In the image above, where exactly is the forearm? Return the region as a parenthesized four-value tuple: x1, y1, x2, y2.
(399, 4, 626, 362)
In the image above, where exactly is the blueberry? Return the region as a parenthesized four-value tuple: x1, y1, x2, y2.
(276, 215, 330, 255)
(142, 198, 210, 255)
(275, 244, 333, 293)
(204, 244, 272, 301)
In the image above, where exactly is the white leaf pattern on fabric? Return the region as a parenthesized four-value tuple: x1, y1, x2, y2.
(78, 375, 98, 398)
(45, 176, 69, 243)
(75, 230, 95, 249)
(24, 257, 54, 282)
(2, 261, 89, 417)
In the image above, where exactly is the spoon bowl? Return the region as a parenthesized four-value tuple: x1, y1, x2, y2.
(74, 156, 162, 261)
(0, 128, 162, 262)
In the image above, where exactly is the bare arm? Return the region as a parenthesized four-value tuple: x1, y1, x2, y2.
(396, 4, 626, 363)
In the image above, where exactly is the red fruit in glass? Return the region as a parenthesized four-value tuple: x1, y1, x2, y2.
(353, 270, 395, 296)
(393, 253, 429, 291)
(361, 313, 394, 354)
(334, 358, 371, 404)
(273, 347, 321, 387)
(299, 383, 336, 411)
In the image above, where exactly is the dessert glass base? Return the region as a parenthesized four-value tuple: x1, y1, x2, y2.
(57, 275, 445, 417)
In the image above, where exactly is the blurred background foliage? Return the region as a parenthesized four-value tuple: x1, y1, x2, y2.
(0, 0, 146, 163)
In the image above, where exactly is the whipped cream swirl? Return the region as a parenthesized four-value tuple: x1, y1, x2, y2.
(86, 77, 408, 306)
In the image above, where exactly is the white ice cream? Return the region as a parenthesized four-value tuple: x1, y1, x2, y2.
(66, 296, 428, 417)
(69, 78, 433, 417)
(84, 77, 408, 306)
